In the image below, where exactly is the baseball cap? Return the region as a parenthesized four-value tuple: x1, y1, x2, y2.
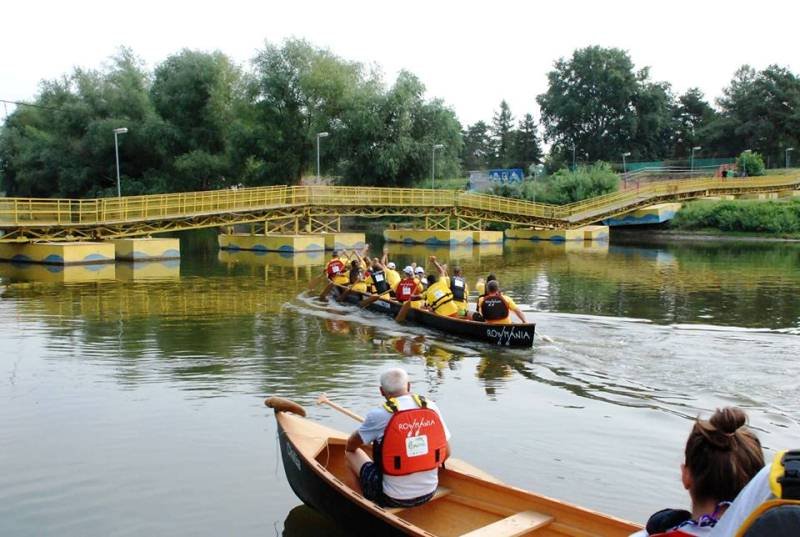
(387, 262, 396, 269)
(415, 267, 425, 274)
(403, 266, 414, 275)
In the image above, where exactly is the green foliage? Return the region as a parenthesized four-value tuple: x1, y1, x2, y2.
(490, 100, 514, 168)
(672, 200, 800, 234)
(737, 151, 765, 176)
(490, 162, 619, 204)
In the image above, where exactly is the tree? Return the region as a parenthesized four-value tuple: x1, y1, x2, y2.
(511, 113, 543, 170)
(672, 88, 717, 157)
(537, 46, 676, 163)
(490, 100, 514, 168)
(461, 121, 491, 170)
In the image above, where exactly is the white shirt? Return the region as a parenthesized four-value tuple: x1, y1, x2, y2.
(358, 394, 451, 500)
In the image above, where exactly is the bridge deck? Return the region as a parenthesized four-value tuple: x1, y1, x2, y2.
(0, 176, 798, 242)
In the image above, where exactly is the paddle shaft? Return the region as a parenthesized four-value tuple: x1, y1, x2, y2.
(320, 398, 364, 423)
(318, 281, 335, 300)
(307, 272, 326, 290)
(358, 290, 391, 308)
(395, 300, 412, 322)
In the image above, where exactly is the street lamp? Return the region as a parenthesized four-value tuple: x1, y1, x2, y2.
(571, 144, 576, 171)
(431, 144, 444, 189)
(786, 147, 795, 168)
(113, 127, 128, 197)
(622, 152, 631, 174)
(316, 132, 329, 181)
(691, 146, 702, 173)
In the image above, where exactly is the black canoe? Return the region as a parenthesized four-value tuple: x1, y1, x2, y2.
(328, 284, 536, 348)
(266, 397, 640, 536)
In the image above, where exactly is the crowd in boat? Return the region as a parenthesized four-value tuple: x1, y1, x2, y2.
(340, 366, 797, 536)
(324, 246, 527, 325)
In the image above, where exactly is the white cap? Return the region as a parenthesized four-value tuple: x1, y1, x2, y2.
(403, 266, 414, 274)
(415, 266, 425, 274)
(387, 262, 396, 269)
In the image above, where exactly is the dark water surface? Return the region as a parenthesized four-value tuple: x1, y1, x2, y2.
(1, 233, 799, 536)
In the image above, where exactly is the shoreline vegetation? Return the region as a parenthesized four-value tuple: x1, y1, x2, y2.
(669, 198, 800, 236)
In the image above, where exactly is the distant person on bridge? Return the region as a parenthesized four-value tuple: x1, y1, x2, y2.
(477, 280, 526, 324)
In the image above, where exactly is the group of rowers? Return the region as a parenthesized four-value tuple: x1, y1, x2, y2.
(324, 246, 527, 324)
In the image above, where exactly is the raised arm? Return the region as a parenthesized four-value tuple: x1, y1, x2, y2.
(429, 255, 447, 276)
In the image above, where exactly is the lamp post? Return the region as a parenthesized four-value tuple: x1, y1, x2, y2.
(431, 143, 444, 189)
(622, 151, 631, 174)
(316, 131, 329, 181)
(113, 127, 128, 197)
(691, 146, 702, 173)
(786, 147, 795, 168)
(571, 144, 576, 171)
(742, 149, 752, 177)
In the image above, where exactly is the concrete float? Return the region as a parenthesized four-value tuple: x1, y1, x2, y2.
(471, 231, 504, 244)
(217, 249, 325, 268)
(319, 232, 366, 251)
(116, 260, 180, 281)
(504, 228, 585, 242)
(603, 203, 683, 226)
(0, 242, 115, 265)
(581, 225, 610, 241)
(218, 233, 325, 253)
(383, 229, 474, 246)
(736, 192, 779, 200)
(111, 238, 180, 261)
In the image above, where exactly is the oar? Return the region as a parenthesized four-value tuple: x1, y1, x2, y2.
(307, 272, 327, 290)
(358, 290, 391, 308)
(317, 393, 364, 422)
(337, 286, 354, 303)
(318, 282, 335, 300)
(395, 300, 412, 322)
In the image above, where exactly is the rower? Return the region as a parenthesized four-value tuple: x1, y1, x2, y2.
(396, 266, 422, 303)
(409, 273, 461, 318)
(414, 266, 428, 290)
(381, 251, 401, 293)
(366, 258, 391, 296)
(325, 249, 350, 286)
(475, 273, 495, 297)
(345, 368, 451, 509)
(477, 280, 527, 324)
(430, 256, 469, 317)
(349, 269, 369, 294)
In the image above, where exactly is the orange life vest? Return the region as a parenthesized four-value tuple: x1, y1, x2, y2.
(326, 259, 345, 279)
(378, 394, 448, 476)
(395, 278, 418, 302)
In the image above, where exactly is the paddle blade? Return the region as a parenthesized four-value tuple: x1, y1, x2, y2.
(307, 273, 325, 291)
(336, 288, 352, 303)
(395, 301, 412, 322)
(358, 294, 381, 308)
(318, 282, 334, 300)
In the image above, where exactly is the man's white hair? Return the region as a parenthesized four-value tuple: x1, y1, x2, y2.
(380, 368, 409, 396)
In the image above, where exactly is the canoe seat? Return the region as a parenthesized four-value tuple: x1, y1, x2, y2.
(384, 486, 452, 514)
(460, 510, 554, 537)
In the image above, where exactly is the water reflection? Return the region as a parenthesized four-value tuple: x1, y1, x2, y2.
(0, 261, 116, 283)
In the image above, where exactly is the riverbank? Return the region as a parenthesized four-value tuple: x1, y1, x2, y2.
(613, 228, 800, 243)
(670, 198, 800, 235)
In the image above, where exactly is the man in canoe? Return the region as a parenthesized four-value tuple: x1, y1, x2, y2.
(345, 368, 451, 508)
(429, 256, 469, 317)
(477, 280, 527, 324)
(395, 266, 423, 303)
(410, 272, 462, 318)
(325, 250, 350, 286)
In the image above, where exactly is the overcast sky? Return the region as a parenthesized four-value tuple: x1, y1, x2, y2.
(2, 0, 797, 127)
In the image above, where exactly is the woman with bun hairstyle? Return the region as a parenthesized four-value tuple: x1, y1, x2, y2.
(633, 407, 765, 536)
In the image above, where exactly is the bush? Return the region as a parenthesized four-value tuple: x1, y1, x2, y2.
(672, 200, 800, 234)
(536, 162, 619, 204)
(737, 151, 765, 177)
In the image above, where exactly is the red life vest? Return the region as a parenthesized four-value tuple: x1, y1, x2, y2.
(326, 259, 345, 278)
(378, 394, 448, 476)
(395, 278, 418, 302)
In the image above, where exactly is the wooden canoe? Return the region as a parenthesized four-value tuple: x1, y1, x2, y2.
(328, 284, 536, 348)
(267, 398, 641, 537)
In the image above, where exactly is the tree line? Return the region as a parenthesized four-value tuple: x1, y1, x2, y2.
(1, 42, 798, 198)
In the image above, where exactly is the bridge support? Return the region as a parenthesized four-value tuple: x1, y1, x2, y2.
(505, 226, 609, 242)
(383, 229, 474, 246)
(111, 238, 180, 261)
(218, 233, 325, 253)
(0, 241, 115, 265)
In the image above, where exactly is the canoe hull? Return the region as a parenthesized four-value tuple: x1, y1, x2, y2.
(277, 420, 408, 536)
(331, 285, 536, 348)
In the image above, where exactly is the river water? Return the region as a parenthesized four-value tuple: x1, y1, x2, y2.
(1, 232, 799, 536)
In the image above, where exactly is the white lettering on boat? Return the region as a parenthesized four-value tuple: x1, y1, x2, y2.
(286, 442, 302, 472)
(485, 326, 532, 346)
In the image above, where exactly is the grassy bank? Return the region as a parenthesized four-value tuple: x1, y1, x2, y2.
(671, 199, 800, 234)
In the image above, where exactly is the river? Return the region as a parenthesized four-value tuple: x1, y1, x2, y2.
(1, 232, 799, 536)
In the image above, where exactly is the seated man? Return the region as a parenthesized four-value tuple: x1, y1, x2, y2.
(411, 273, 461, 318)
(325, 249, 350, 286)
(345, 368, 451, 508)
(477, 280, 527, 324)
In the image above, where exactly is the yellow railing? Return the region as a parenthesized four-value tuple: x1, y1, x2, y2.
(1, 175, 798, 228)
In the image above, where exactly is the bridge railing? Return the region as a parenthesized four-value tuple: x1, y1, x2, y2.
(1, 175, 798, 229)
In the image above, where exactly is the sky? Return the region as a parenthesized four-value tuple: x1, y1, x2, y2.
(1, 0, 798, 127)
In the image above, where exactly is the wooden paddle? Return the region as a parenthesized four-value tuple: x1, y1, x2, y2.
(358, 290, 391, 308)
(318, 282, 335, 300)
(337, 286, 354, 303)
(307, 272, 327, 290)
(395, 300, 412, 322)
(317, 393, 364, 422)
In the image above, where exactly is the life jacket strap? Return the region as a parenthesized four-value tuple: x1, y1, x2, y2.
(772, 449, 800, 500)
(382, 397, 399, 414)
